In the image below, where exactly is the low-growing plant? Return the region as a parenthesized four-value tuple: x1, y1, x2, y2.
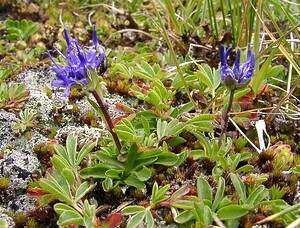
(4, 19, 40, 42)
(170, 174, 269, 228)
(189, 132, 253, 178)
(121, 182, 171, 227)
(35, 134, 122, 228)
(13, 109, 37, 133)
(0, 68, 12, 81)
(0, 82, 30, 112)
(79, 142, 183, 191)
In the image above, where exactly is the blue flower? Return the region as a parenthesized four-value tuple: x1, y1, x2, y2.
(45, 25, 107, 96)
(220, 44, 256, 90)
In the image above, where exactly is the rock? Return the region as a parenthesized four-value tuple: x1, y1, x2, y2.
(0, 110, 20, 151)
(1, 132, 42, 192)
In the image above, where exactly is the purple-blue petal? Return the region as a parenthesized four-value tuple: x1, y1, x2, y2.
(64, 28, 72, 47)
(219, 44, 256, 89)
(233, 48, 241, 80)
(46, 25, 107, 96)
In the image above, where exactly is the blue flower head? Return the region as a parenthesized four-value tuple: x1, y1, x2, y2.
(220, 44, 256, 90)
(45, 25, 107, 96)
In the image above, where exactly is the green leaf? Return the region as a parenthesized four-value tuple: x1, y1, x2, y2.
(155, 152, 179, 166)
(124, 174, 145, 189)
(38, 194, 56, 206)
(54, 144, 69, 164)
(123, 143, 138, 177)
(122, 206, 146, 215)
(230, 173, 246, 203)
(80, 164, 110, 179)
(168, 136, 186, 147)
(175, 210, 195, 224)
(148, 90, 165, 111)
(126, 211, 146, 228)
(170, 199, 194, 210)
(136, 148, 162, 160)
(57, 210, 84, 226)
(105, 169, 122, 179)
(216, 205, 248, 220)
(193, 202, 205, 223)
(135, 61, 157, 80)
(211, 177, 225, 212)
(152, 182, 158, 199)
(19, 19, 28, 33)
(141, 115, 151, 136)
(114, 118, 136, 141)
(236, 165, 254, 173)
(96, 151, 124, 169)
(194, 65, 213, 89)
(246, 185, 268, 207)
(251, 46, 279, 93)
(197, 177, 212, 202)
(187, 114, 214, 132)
(75, 181, 95, 203)
(61, 168, 75, 186)
(203, 205, 213, 226)
(54, 203, 76, 215)
(102, 177, 113, 192)
(189, 149, 208, 160)
(39, 171, 73, 204)
(66, 134, 77, 167)
(145, 209, 154, 228)
(152, 184, 170, 204)
(135, 166, 152, 182)
(76, 140, 95, 166)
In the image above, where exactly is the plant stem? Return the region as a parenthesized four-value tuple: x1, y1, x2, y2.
(218, 89, 235, 147)
(91, 91, 122, 151)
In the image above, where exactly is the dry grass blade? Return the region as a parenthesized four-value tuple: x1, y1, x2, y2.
(252, 4, 300, 124)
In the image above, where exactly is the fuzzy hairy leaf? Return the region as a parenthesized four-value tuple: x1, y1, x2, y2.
(75, 181, 96, 203)
(76, 140, 95, 166)
(197, 177, 212, 203)
(175, 210, 195, 224)
(216, 205, 248, 220)
(39, 171, 73, 204)
(126, 211, 146, 228)
(211, 177, 225, 212)
(66, 134, 77, 167)
(230, 173, 246, 203)
(122, 206, 146, 215)
(80, 164, 110, 179)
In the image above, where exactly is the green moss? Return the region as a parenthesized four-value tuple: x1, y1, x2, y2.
(0, 177, 9, 191)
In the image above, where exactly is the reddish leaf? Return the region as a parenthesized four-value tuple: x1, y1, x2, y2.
(236, 91, 255, 110)
(27, 187, 49, 198)
(112, 115, 130, 126)
(114, 103, 134, 114)
(101, 213, 122, 228)
(232, 112, 259, 129)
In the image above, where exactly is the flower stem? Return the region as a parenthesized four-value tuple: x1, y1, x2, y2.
(218, 89, 235, 147)
(91, 90, 122, 152)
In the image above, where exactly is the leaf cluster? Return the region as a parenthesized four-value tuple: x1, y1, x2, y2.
(4, 19, 40, 42)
